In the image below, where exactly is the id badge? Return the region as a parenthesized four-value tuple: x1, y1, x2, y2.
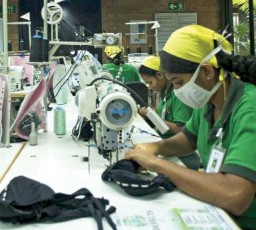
(206, 144, 226, 173)
(161, 106, 166, 119)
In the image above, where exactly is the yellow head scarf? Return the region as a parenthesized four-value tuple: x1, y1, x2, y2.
(163, 25, 233, 68)
(104, 46, 123, 59)
(142, 56, 160, 71)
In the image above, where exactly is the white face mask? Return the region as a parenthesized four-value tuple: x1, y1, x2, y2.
(174, 66, 222, 109)
(173, 46, 223, 109)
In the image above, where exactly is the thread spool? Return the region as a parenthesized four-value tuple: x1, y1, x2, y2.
(42, 37, 49, 61)
(54, 106, 66, 135)
(30, 35, 43, 62)
(56, 87, 68, 105)
(20, 39, 24, 51)
(8, 40, 12, 51)
(29, 122, 38, 146)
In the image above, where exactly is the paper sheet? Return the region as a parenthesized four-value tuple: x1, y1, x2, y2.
(111, 203, 240, 230)
(170, 205, 239, 230)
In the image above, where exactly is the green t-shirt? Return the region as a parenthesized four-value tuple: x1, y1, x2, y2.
(103, 63, 141, 83)
(157, 89, 193, 139)
(184, 77, 256, 229)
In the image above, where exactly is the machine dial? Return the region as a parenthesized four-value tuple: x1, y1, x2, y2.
(105, 35, 116, 45)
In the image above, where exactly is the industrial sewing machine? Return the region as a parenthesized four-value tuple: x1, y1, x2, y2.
(40, 1, 168, 163)
(76, 61, 168, 164)
(78, 77, 138, 162)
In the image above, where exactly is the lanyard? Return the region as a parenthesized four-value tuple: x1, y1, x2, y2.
(215, 127, 224, 147)
(161, 96, 167, 119)
(206, 127, 226, 173)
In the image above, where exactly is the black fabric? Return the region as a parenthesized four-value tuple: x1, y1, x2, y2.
(47, 88, 56, 103)
(0, 176, 116, 230)
(125, 82, 148, 107)
(19, 111, 42, 136)
(102, 160, 175, 196)
(72, 118, 94, 141)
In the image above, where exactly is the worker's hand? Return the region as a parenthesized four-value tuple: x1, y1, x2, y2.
(138, 107, 148, 118)
(125, 143, 159, 171)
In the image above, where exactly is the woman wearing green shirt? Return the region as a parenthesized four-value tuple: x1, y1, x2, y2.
(125, 25, 256, 230)
(103, 46, 141, 83)
(138, 55, 193, 139)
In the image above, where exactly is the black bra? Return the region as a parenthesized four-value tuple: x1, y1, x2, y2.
(102, 159, 175, 196)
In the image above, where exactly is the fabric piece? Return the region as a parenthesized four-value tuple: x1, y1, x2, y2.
(0, 176, 117, 230)
(1, 74, 10, 145)
(102, 159, 175, 196)
(10, 78, 46, 140)
(0, 76, 5, 142)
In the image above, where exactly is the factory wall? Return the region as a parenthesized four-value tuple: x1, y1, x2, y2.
(101, 0, 223, 55)
(0, 0, 224, 60)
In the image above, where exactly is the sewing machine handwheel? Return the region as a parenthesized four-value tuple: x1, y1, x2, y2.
(41, 2, 63, 25)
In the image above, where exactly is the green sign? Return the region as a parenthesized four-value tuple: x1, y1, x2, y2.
(0, 5, 16, 14)
(168, 2, 185, 11)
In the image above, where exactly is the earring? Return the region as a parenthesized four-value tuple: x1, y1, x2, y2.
(207, 77, 210, 80)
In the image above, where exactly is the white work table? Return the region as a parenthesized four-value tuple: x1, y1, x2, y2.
(0, 100, 241, 230)
(0, 143, 25, 180)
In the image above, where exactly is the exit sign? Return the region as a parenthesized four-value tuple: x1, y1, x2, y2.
(168, 2, 185, 11)
(0, 5, 16, 14)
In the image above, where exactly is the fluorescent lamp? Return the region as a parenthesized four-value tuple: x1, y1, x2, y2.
(125, 33, 145, 36)
(55, 0, 71, 3)
(125, 21, 158, 25)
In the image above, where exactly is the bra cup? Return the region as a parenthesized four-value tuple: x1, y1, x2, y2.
(102, 159, 175, 196)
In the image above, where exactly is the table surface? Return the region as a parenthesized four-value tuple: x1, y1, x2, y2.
(0, 143, 24, 177)
(0, 97, 241, 230)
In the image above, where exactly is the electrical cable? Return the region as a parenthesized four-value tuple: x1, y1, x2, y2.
(52, 61, 76, 91)
(53, 45, 88, 98)
(132, 126, 160, 138)
(88, 77, 147, 107)
(52, 46, 86, 92)
(53, 63, 78, 98)
(71, 116, 84, 140)
(62, 19, 91, 41)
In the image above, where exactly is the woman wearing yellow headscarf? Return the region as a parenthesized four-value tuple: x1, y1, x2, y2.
(139, 55, 199, 170)
(138, 55, 193, 139)
(103, 46, 141, 83)
(125, 25, 256, 230)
